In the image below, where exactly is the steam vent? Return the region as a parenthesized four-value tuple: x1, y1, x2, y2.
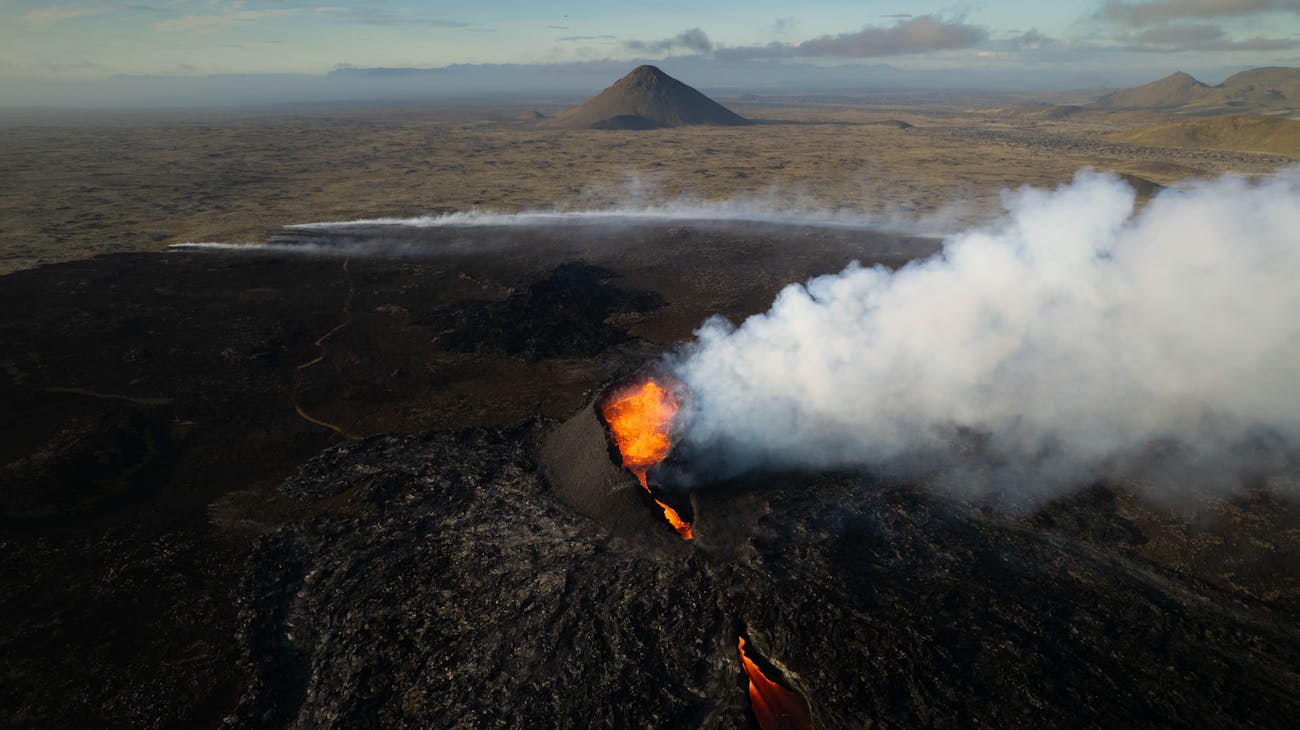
(599, 375, 693, 539)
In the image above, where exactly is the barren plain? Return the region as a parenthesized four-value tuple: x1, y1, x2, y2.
(2, 95, 1294, 275)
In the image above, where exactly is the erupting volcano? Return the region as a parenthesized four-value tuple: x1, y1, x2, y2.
(599, 376, 693, 539)
(739, 636, 815, 730)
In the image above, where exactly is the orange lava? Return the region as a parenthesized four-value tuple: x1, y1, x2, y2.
(600, 377, 692, 540)
(652, 497, 693, 541)
(738, 636, 815, 730)
(602, 378, 679, 482)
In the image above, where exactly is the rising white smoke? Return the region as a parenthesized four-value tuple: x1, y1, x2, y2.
(669, 168, 1300, 501)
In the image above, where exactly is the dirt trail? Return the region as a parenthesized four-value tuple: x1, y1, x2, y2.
(291, 258, 364, 440)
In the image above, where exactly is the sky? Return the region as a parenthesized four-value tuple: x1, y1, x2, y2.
(2, 1, 1299, 105)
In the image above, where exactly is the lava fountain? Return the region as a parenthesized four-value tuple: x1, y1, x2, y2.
(738, 636, 815, 730)
(599, 376, 693, 540)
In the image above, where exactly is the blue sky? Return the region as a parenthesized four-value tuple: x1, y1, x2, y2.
(3, 1, 1298, 75)
(1, 1, 1298, 104)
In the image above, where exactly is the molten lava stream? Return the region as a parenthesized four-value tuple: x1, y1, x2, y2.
(600, 377, 693, 540)
(738, 637, 814, 730)
(650, 495, 693, 541)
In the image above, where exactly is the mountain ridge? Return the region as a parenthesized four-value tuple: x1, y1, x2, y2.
(1092, 67, 1300, 116)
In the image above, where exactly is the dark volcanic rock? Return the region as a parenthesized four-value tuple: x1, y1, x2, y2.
(5, 228, 1297, 728)
(704, 476, 1300, 728)
(428, 261, 665, 360)
(1, 408, 174, 521)
(234, 417, 1300, 728)
(233, 426, 740, 728)
(1, 225, 933, 727)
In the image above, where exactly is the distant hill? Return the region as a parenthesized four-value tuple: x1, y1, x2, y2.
(1106, 113, 1300, 156)
(1197, 67, 1300, 114)
(546, 65, 746, 130)
(1092, 67, 1300, 116)
(1093, 71, 1211, 109)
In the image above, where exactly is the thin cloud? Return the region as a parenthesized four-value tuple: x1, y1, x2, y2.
(312, 7, 471, 28)
(1125, 23, 1300, 49)
(22, 6, 104, 27)
(799, 16, 986, 56)
(707, 15, 987, 60)
(559, 35, 617, 42)
(1012, 29, 1055, 50)
(1100, 0, 1300, 27)
(624, 28, 714, 54)
(154, 9, 299, 32)
(719, 16, 987, 60)
(0, 59, 98, 73)
(771, 17, 799, 33)
(1138, 23, 1233, 42)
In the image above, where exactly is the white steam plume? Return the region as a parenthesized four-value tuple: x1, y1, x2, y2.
(284, 174, 972, 238)
(670, 169, 1300, 501)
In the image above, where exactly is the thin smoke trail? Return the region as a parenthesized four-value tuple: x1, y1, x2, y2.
(172, 175, 973, 250)
(282, 176, 970, 237)
(283, 207, 932, 234)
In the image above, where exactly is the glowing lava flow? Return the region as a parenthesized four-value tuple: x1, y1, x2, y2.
(600, 377, 693, 540)
(738, 637, 815, 730)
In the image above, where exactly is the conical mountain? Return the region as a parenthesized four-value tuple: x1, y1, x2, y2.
(1092, 71, 1212, 109)
(548, 65, 746, 130)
